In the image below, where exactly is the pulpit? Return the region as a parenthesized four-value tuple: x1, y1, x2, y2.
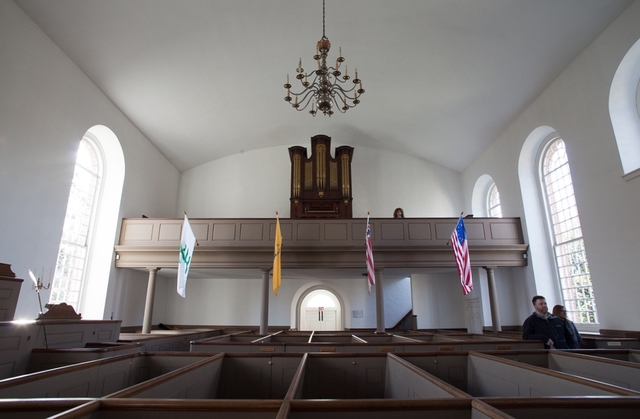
(289, 135, 354, 218)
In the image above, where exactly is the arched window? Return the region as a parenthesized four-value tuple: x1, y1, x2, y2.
(49, 125, 124, 319)
(50, 135, 102, 310)
(609, 37, 640, 178)
(486, 182, 502, 218)
(540, 137, 597, 324)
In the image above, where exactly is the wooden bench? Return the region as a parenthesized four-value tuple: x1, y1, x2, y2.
(467, 351, 640, 397)
(191, 332, 544, 354)
(0, 352, 212, 399)
(118, 328, 220, 352)
(484, 397, 640, 418)
(28, 342, 144, 373)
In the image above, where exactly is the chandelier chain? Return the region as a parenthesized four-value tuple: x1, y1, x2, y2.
(322, 0, 326, 39)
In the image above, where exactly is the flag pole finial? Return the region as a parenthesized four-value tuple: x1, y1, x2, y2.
(276, 211, 279, 216)
(460, 211, 464, 216)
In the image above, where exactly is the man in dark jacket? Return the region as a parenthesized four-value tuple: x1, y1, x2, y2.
(522, 295, 575, 349)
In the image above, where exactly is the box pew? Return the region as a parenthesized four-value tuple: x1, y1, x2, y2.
(0, 320, 122, 380)
(309, 335, 363, 343)
(568, 349, 640, 363)
(385, 353, 470, 399)
(582, 335, 640, 350)
(46, 399, 282, 419)
(547, 351, 640, 391)
(0, 398, 92, 419)
(284, 399, 513, 419)
(467, 352, 640, 397)
(484, 397, 640, 418)
(301, 353, 387, 399)
(358, 334, 424, 344)
(106, 353, 224, 399)
(599, 329, 640, 339)
(0, 352, 212, 399)
(192, 337, 544, 355)
(400, 334, 468, 343)
(254, 335, 313, 344)
(486, 349, 640, 390)
(191, 336, 286, 354)
(28, 342, 144, 373)
(215, 354, 304, 399)
(397, 352, 469, 392)
(118, 328, 220, 352)
(486, 348, 640, 365)
(107, 353, 305, 400)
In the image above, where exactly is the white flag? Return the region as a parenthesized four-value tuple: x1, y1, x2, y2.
(177, 214, 196, 298)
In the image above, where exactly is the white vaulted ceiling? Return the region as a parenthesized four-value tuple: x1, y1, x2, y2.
(14, 0, 633, 172)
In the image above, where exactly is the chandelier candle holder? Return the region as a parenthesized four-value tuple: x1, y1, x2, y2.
(27, 267, 51, 348)
(284, 0, 364, 116)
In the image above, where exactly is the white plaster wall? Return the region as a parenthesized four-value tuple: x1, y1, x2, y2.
(178, 144, 463, 218)
(0, 2, 179, 323)
(382, 276, 412, 328)
(163, 275, 381, 328)
(164, 276, 264, 326)
(411, 271, 467, 329)
(461, 1, 640, 330)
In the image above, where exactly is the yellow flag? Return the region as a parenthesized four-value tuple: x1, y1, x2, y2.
(273, 215, 282, 295)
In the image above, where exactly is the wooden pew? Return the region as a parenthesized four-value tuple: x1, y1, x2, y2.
(190, 332, 544, 354)
(106, 354, 225, 399)
(0, 398, 92, 419)
(28, 342, 144, 373)
(0, 352, 212, 399)
(467, 351, 640, 397)
(43, 399, 282, 419)
(396, 352, 470, 392)
(283, 399, 513, 419)
(486, 349, 640, 390)
(300, 353, 386, 399)
(0, 320, 121, 380)
(548, 351, 640, 390)
(385, 353, 470, 399)
(484, 397, 640, 418)
(118, 328, 220, 352)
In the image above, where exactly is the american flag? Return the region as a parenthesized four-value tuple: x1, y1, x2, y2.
(451, 216, 473, 295)
(365, 214, 375, 295)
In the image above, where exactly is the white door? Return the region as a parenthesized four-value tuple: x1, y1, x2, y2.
(305, 308, 337, 331)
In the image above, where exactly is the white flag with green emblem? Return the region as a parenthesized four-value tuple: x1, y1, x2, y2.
(177, 214, 196, 298)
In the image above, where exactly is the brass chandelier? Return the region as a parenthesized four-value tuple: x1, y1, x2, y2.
(284, 0, 364, 116)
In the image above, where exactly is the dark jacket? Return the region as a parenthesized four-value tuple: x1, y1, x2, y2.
(564, 319, 583, 349)
(522, 312, 575, 349)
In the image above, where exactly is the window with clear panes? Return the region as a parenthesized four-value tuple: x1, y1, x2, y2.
(49, 136, 102, 310)
(540, 137, 597, 324)
(487, 182, 502, 217)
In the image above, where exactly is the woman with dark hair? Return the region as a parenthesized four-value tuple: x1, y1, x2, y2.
(552, 305, 582, 349)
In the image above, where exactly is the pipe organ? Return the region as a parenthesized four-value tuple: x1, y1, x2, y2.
(289, 135, 354, 218)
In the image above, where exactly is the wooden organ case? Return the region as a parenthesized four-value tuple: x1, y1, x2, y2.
(289, 135, 354, 218)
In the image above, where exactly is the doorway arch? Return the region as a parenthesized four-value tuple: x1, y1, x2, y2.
(299, 289, 342, 331)
(291, 281, 350, 331)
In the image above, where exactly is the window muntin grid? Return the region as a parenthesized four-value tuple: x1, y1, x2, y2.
(487, 182, 502, 218)
(50, 138, 102, 310)
(541, 138, 597, 324)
